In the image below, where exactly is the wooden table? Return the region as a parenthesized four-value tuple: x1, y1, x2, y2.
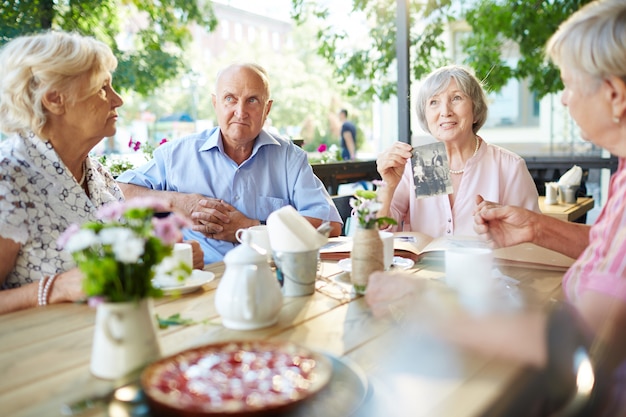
(0, 253, 566, 417)
(538, 196, 595, 222)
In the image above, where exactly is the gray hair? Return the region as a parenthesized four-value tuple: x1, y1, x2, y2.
(415, 65, 488, 135)
(546, 0, 626, 89)
(0, 31, 117, 137)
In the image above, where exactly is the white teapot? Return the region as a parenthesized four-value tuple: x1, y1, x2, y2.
(215, 233, 283, 330)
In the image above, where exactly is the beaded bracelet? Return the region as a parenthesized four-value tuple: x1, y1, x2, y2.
(37, 276, 48, 306)
(38, 274, 59, 306)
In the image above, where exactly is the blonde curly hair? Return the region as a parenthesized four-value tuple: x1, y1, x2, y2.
(0, 31, 117, 138)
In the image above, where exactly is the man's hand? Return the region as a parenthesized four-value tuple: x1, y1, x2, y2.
(191, 199, 257, 243)
(184, 240, 205, 269)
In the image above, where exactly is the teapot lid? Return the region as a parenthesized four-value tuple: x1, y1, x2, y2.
(224, 237, 267, 265)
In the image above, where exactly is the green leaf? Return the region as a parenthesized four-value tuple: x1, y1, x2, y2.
(156, 313, 195, 329)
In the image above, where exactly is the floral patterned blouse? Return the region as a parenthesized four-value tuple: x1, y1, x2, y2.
(0, 133, 124, 288)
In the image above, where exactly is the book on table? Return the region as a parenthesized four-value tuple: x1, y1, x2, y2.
(319, 231, 575, 271)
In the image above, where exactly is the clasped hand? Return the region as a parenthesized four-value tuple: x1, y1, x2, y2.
(187, 196, 254, 243)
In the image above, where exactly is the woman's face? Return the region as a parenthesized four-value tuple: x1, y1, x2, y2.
(63, 71, 124, 148)
(425, 78, 475, 143)
(560, 67, 624, 156)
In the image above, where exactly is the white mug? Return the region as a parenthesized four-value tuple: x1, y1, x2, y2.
(379, 231, 394, 270)
(545, 182, 559, 205)
(559, 185, 578, 204)
(445, 247, 494, 308)
(236, 225, 272, 261)
(172, 243, 193, 269)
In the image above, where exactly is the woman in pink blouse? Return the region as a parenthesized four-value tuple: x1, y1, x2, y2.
(376, 65, 539, 237)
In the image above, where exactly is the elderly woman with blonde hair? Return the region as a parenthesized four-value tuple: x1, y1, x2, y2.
(0, 31, 125, 314)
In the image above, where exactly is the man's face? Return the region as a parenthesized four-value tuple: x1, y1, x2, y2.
(211, 66, 272, 148)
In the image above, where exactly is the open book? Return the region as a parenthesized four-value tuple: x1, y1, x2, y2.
(320, 231, 575, 271)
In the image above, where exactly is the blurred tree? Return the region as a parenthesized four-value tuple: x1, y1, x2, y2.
(0, 0, 217, 95)
(291, 0, 592, 101)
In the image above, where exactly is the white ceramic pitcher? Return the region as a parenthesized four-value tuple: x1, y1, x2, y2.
(90, 298, 161, 380)
(215, 236, 283, 330)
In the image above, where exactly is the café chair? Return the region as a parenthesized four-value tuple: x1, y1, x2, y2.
(331, 194, 353, 236)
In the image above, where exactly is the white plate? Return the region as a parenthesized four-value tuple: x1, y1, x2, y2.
(154, 270, 215, 295)
(337, 256, 415, 272)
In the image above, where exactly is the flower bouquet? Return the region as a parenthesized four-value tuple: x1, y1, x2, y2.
(58, 197, 191, 303)
(349, 181, 397, 294)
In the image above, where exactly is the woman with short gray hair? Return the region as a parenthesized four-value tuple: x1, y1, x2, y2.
(376, 64, 539, 237)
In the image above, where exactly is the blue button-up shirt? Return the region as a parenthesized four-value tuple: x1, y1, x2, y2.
(117, 127, 341, 263)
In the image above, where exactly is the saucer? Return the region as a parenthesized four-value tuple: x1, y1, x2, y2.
(154, 270, 215, 295)
(337, 256, 415, 272)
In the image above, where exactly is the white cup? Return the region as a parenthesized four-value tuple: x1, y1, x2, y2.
(236, 225, 272, 261)
(379, 231, 394, 270)
(173, 243, 193, 269)
(445, 247, 494, 305)
(154, 243, 193, 287)
(545, 182, 559, 205)
(559, 185, 578, 204)
(273, 249, 319, 297)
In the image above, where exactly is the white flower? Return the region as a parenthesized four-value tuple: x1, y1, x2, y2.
(65, 229, 99, 253)
(113, 236, 145, 264)
(99, 227, 134, 245)
(155, 256, 179, 276)
(98, 228, 145, 263)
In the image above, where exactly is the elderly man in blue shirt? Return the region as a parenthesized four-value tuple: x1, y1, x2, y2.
(118, 63, 343, 264)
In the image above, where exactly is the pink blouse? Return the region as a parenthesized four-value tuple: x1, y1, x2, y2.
(563, 157, 626, 302)
(388, 140, 540, 237)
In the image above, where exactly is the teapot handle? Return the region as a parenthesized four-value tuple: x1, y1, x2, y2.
(243, 265, 257, 320)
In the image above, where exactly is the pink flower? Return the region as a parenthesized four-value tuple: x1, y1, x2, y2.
(88, 296, 105, 308)
(96, 201, 126, 221)
(124, 197, 170, 213)
(56, 223, 81, 249)
(159, 138, 168, 145)
(372, 179, 386, 189)
(317, 143, 327, 153)
(128, 138, 141, 151)
(152, 218, 183, 244)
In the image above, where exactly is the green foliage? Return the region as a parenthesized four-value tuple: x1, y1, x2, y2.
(157, 313, 195, 329)
(98, 155, 135, 177)
(291, 0, 593, 101)
(463, 0, 591, 97)
(0, 0, 217, 95)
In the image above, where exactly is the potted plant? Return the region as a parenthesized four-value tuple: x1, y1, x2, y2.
(58, 197, 192, 379)
(349, 182, 397, 294)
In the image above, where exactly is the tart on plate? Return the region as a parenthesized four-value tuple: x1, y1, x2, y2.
(141, 340, 332, 416)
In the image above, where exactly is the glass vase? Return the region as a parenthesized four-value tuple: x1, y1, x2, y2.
(350, 226, 384, 294)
